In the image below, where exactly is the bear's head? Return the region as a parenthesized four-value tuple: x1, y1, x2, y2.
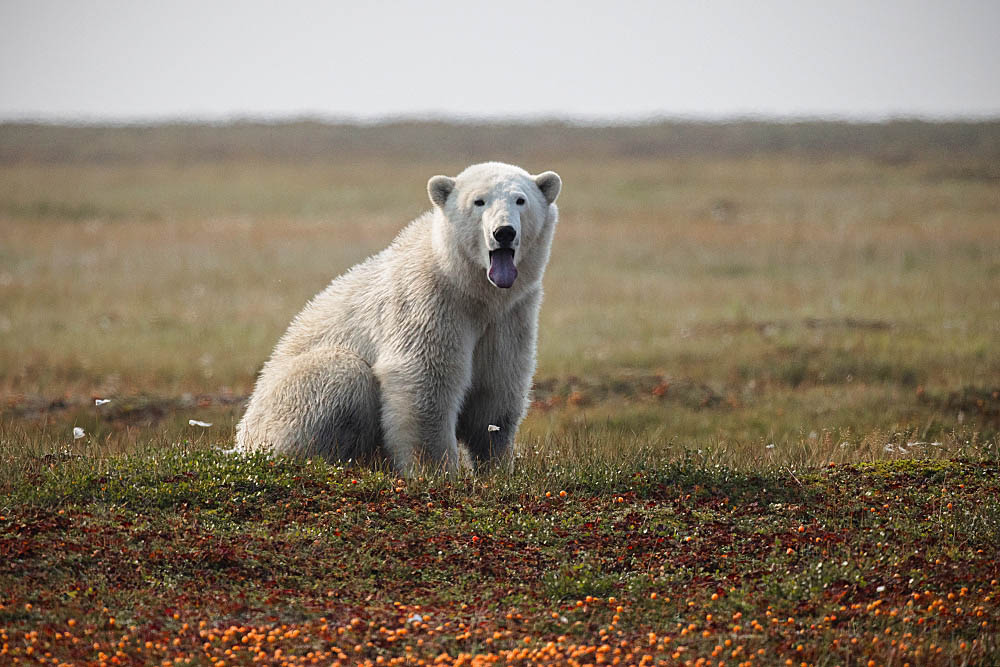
(428, 162, 561, 290)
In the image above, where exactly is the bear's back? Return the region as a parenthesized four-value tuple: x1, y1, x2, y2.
(268, 216, 434, 365)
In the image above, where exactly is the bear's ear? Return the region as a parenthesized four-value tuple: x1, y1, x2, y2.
(427, 175, 456, 209)
(534, 171, 562, 204)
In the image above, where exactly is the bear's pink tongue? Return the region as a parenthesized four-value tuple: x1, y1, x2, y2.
(488, 249, 517, 288)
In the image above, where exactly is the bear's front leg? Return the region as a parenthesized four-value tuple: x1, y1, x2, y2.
(457, 290, 541, 469)
(374, 341, 473, 474)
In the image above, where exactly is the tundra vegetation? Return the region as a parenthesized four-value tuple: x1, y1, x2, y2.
(1, 121, 999, 665)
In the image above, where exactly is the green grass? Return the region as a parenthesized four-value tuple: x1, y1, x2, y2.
(1, 446, 998, 665)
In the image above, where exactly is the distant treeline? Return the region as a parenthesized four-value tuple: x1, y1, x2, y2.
(1, 119, 999, 164)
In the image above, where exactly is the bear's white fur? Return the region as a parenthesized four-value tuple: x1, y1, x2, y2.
(235, 162, 561, 473)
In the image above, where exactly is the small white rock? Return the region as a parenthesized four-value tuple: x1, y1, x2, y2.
(188, 419, 213, 428)
(95, 398, 111, 406)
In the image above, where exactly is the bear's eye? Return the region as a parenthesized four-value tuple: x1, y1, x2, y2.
(474, 199, 485, 207)
(516, 197, 525, 206)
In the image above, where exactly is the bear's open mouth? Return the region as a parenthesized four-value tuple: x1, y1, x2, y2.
(488, 249, 517, 288)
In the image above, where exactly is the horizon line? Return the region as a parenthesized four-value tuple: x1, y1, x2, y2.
(3, 110, 1000, 128)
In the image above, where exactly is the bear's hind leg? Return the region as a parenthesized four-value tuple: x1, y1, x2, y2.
(236, 347, 382, 463)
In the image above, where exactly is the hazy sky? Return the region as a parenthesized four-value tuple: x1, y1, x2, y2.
(2, 0, 998, 121)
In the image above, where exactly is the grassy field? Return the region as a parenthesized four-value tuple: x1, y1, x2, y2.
(2, 451, 999, 666)
(1, 121, 999, 664)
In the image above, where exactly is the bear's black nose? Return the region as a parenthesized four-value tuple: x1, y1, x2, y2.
(493, 226, 516, 246)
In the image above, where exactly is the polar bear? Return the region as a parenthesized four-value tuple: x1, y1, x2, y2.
(235, 162, 561, 473)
